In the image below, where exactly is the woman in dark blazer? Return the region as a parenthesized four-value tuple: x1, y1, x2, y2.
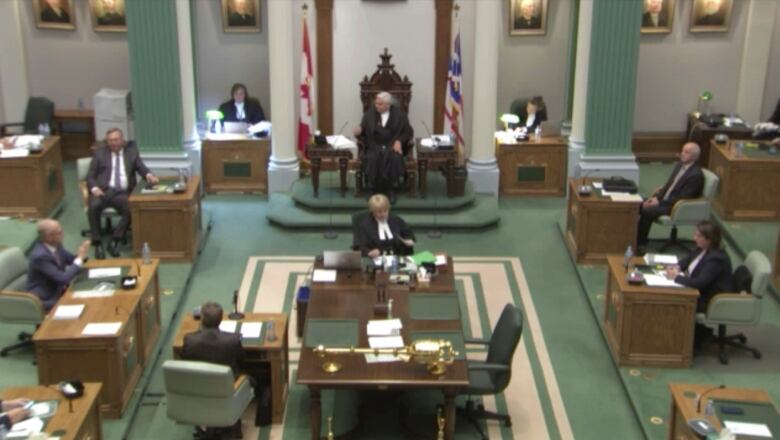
(519, 96, 547, 131)
(355, 194, 415, 257)
(218, 83, 266, 124)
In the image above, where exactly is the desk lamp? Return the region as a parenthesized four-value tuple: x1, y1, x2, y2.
(500, 113, 520, 131)
(695, 91, 713, 118)
(205, 110, 224, 134)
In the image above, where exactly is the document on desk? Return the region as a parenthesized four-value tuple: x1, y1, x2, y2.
(7, 416, 44, 439)
(367, 318, 402, 336)
(643, 274, 683, 288)
(219, 320, 238, 333)
(88, 267, 122, 279)
(723, 421, 772, 437)
(0, 149, 30, 159)
(609, 193, 643, 203)
(364, 353, 403, 363)
(312, 269, 337, 283)
(369, 336, 404, 349)
(240, 322, 263, 338)
(644, 253, 678, 265)
(82, 322, 122, 336)
(53, 304, 85, 320)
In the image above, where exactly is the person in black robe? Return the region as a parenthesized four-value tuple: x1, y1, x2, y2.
(355, 194, 415, 258)
(219, 83, 266, 124)
(353, 91, 412, 203)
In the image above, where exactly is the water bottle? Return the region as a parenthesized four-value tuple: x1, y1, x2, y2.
(37, 123, 45, 135)
(534, 125, 542, 141)
(387, 298, 394, 319)
(142, 242, 152, 264)
(705, 399, 715, 417)
(44, 123, 51, 136)
(214, 119, 222, 134)
(623, 245, 633, 270)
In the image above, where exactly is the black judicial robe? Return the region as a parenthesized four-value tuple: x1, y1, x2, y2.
(359, 105, 412, 189)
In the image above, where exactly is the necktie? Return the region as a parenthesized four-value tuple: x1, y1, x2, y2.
(663, 165, 686, 200)
(113, 152, 121, 189)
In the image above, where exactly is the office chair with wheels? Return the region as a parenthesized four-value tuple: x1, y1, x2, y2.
(656, 168, 719, 252)
(458, 303, 524, 440)
(698, 251, 771, 364)
(0, 247, 46, 357)
(0, 97, 55, 136)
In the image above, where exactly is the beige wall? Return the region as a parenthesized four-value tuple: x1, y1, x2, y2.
(19, 0, 130, 110)
(762, 3, 780, 121)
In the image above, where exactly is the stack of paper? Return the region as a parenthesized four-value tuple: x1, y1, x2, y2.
(219, 320, 238, 333)
(53, 304, 85, 320)
(368, 336, 404, 349)
(7, 416, 44, 439)
(609, 193, 643, 203)
(367, 319, 402, 336)
(240, 322, 263, 338)
(88, 267, 122, 279)
(643, 274, 683, 288)
(644, 253, 678, 265)
(312, 269, 337, 283)
(82, 322, 122, 336)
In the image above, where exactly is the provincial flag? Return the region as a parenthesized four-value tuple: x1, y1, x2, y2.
(297, 14, 314, 157)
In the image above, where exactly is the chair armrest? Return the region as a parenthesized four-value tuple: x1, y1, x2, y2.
(79, 181, 89, 208)
(704, 292, 760, 324)
(0, 122, 25, 136)
(0, 290, 45, 321)
(468, 363, 510, 373)
(463, 338, 490, 346)
(233, 374, 249, 390)
(670, 198, 710, 223)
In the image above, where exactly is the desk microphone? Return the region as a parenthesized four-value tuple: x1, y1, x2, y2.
(421, 120, 438, 149)
(696, 384, 725, 414)
(228, 289, 245, 320)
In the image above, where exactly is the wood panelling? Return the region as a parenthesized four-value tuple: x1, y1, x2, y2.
(0, 136, 64, 218)
(315, 0, 334, 134)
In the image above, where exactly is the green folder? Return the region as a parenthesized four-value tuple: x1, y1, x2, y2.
(410, 251, 436, 266)
(304, 319, 359, 348)
(409, 293, 460, 320)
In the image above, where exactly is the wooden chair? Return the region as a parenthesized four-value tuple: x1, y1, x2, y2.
(355, 48, 417, 197)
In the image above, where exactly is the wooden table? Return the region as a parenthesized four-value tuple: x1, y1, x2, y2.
(53, 109, 95, 160)
(128, 175, 202, 262)
(604, 256, 699, 368)
(709, 140, 780, 221)
(668, 383, 777, 440)
(201, 135, 270, 193)
(2, 383, 103, 440)
(307, 144, 353, 197)
(565, 178, 640, 265)
(0, 136, 64, 218)
(687, 113, 752, 168)
(172, 313, 289, 424)
(416, 143, 456, 198)
(297, 257, 465, 439)
(34, 259, 161, 418)
(496, 136, 567, 196)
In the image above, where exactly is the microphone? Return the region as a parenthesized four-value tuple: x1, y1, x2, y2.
(228, 289, 245, 320)
(421, 120, 437, 148)
(577, 167, 600, 196)
(696, 384, 725, 414)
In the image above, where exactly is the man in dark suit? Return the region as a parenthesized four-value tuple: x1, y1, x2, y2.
(642, 0, 668, 27)
(40, 0, 70, 23)
(227, 0, 255, 27)
(87, 128, 158, 259)
(637, 142, 705, 249)
(695, 0, 727, 26)
(218, 83, 266, 125)
(514, 0, 541, 29)
(26, 219, 91, 311)
(181, 302, 245, 375)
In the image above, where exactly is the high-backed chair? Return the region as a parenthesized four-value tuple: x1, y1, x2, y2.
(0, 247, 46, 357)
(656, 168, 719, 251)
(458, 303, 524, 440)
(0, 97, 55, 136)
(698, 251, 771, 364)
(163, 360, 254, 434)
(77, 157, 121, 239)
(355, 48, 417, 196)
(509, 98, 548, 128)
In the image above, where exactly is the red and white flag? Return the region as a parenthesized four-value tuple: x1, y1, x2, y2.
(444, 25, 465, 163)
(297, 14, 314, 157)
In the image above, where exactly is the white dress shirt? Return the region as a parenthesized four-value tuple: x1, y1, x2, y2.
(686, 250, 706, 276)
(235, 102, 246, 120)
(377, 220, 393, 241)
(525, 113, 536, 128)
(110, 151, 128, 191)
(380, 111, 390, 128)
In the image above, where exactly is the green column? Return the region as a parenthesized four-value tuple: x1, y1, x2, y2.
(126, 0, 183, 152)
(584, 0, 642, 155)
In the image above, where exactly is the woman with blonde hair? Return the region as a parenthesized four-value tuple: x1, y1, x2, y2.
(354, 194, 415, 258)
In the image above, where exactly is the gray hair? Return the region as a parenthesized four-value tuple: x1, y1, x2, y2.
(36, 219, 59, 238)
(375, 91, 392, 104)
(683, 142, 701, 160)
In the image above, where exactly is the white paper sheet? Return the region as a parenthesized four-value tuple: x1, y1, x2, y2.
(72, 288, 115, 298)
(723, 421, 772, 437)
(367, 319, 403, 336)
(219, 320, 238, 333)
(364, 353, 402, 363)
(240, 322, 263, 338)
(82, 322, 122, 336)
(0, 149, 29, 158)
(592, 182, 603, 189)
(312, 269, 337, 283)
(88, 267, 122, 279)
(643, 274, 683, 288)
(435, 254, 447, 266)
(369, 336, 405, 349)
(7, 416, 44, 438)
(644, 253, 678, 265)
(610, 193, 643, 203)
(53, 304, 85, 320)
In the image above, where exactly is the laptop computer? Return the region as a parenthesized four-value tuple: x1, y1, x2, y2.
(322, 250, 362, 270)
(223, 122, 249, 134)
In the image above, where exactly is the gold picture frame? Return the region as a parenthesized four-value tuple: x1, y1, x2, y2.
(32, 0, 76, 31)
(89, 0, 127, 33)
(690, 0, 733, 33)
(221, 0, 261, 33)
(641, 0, 675, 35)
(509, 0, 548, 36)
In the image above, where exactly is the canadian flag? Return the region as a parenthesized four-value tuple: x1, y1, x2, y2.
(297, 14, 313, 157)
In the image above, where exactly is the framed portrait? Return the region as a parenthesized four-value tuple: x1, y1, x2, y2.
(32, 0, 76, 30)
(509, 0, 548, 36)
(89, 0, 127, 33)
(690, 0, 733, 33)
(221, 0, 261, 33)
(641, 0, 675, 34)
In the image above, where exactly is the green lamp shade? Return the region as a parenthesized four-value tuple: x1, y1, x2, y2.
(205, 110, 224, 120)
(500, 113, 520, 124)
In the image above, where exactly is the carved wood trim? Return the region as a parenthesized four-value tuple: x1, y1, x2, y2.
(314, 0, 334, 133)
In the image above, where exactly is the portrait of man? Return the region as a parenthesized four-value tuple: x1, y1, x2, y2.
(90, 0, 127, 32)
(221, 0, 261, 33)
(509, 0, 548, 36)
(641, 0, 675, 34)
(690, 0, 733, 32)
(33, 0, 76, 30)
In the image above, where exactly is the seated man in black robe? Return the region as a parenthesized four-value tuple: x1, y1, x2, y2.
(353, 91, 412, 204)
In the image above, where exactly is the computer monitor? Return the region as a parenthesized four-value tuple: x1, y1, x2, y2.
(223, 122, 249, 134)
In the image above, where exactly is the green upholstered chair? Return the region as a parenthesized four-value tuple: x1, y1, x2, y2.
(0, 247, 45, 357)
(458, 303, 524, 440)
(77, 157, 121, 239)
(0, 97, 55, 136)
(698, 251, 771, 364)
(656, 168, 719, 251)
(163, 360, 254, 431)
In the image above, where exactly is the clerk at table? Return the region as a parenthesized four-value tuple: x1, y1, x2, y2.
(354, 194, 415, 258)
(218, 83, 266, 125)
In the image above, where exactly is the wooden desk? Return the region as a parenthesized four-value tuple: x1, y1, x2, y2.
(416, 143, 455, 198)
(496, 136, 567, 196)
(668, 383, 777, 440)
(2, 383, 103, 440)
(172, 313, 289, 424)
(297, 272, 467, 440)
(565, 178, 640, 265)
(0, 136, 64, 218)
(307, 144, 352, 197)
(128, 175, 202, 262)
(709, 141, 780, 221)
(687, 114, 752, 168)
(201, 136, 270, 193)
(34, 259, 161, 418)
(604, 256, 699, 367)
(53, 109, 95, 161)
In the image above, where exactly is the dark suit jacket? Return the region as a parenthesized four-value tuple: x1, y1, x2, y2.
(86, 144, 151, 193)
(675, 248, 734, 310)
(26, 241, 81, 311)
(769, 98, 780, 125)
(355, 213, 415, 256)
(518, 109, 547, 131)
(181, 327, 246, 376)
(653, 163, 704, 207)
(359, 105, 413, 155)
(219, 98, 266, 124)
(642, 11, 668, 27)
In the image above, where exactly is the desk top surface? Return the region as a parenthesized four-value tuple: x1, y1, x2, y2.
(670, 383, 777, 432)
(495, 135, 567, 147)
(607, 256, 700, 297)
(712, 140, 780, 162)
(128, 175, 201, 202)
(311, 257, 456, 293)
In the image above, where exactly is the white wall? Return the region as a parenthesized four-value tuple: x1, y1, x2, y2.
(634, 0, 748, 132)
(762, 3, 780, 121)
(19, 0, 130, 110)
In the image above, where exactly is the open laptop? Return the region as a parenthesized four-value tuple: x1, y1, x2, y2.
(323, 250, 362, 270)
(223, 121, 249, 134)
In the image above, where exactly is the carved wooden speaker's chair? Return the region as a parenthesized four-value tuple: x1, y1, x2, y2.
(355, 49, 417, 197)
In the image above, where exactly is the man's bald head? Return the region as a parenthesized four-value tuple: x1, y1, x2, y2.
(680, 142, 701, 165)
(37, 219, 64, 246)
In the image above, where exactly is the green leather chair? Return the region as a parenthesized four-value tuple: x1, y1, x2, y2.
(698, 250, 771, 365)
(0, 97, 55, 136)
(458, 303, 524, 440)
(656, 168, 719, 251)
(0, 247, 46, 357)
